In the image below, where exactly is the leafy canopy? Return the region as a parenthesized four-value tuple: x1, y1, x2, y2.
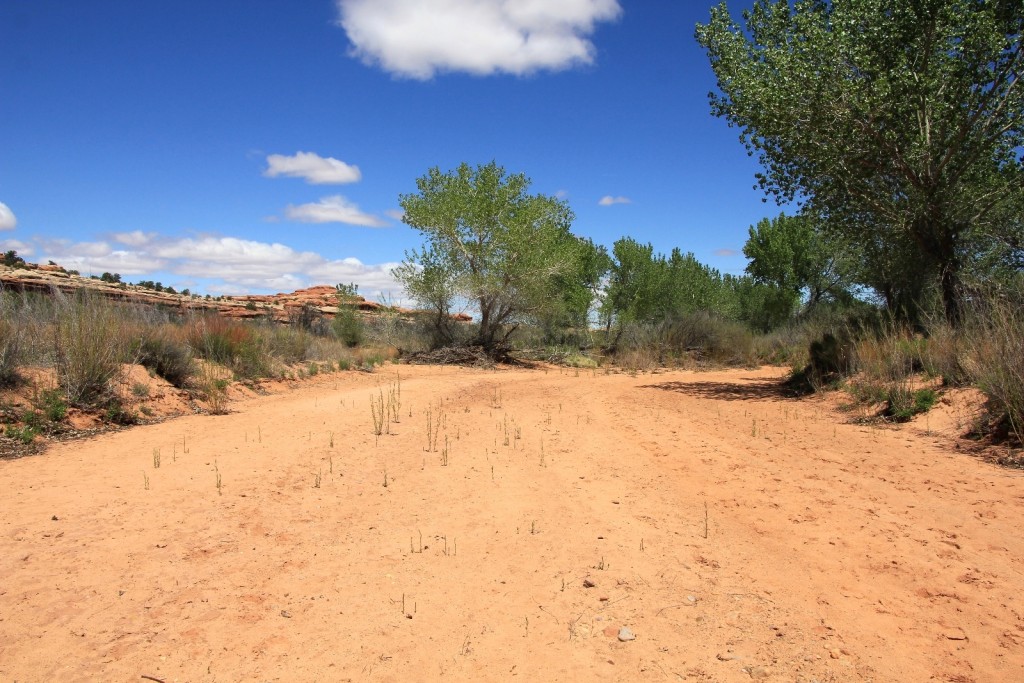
(394, 161, 595, 351)
(697, 0, 1024, 323)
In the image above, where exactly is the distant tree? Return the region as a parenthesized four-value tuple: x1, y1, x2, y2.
(743, 213, 851, 313)
(2, 250, 27, 268)
(697, 0, 1024, 324)
(333, 283, 364, 347)
(100, 272, 121, 283)
(394, 161, 587, 354)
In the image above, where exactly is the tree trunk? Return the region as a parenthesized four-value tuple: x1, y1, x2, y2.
(940, 265, 962, 327)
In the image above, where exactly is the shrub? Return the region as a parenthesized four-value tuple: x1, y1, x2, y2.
(0, 307, 23, 387)
(135, 324, 196, 388)
(962, 292, 1024, 443)
(37, 389, 67, 422)
(333, 307, 364, 347)
(884, 386, 938, 422)
(53, 293, 129, 406)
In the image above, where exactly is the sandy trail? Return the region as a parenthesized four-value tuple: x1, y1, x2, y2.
(1, 365, 1021, 682)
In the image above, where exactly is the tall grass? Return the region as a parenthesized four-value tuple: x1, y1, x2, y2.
(53, 292, 131, 405)
(961, 293, 1024, 442)
(0, 292, 25, 386)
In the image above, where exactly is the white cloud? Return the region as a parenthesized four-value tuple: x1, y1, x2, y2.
(23, 232, 404, 299)
(264, 151, 362, 185)
(0, 202, 17, 231)
(284, 195, 389, 227)
(714, 248, 739, 257)
(336, 0, 622, 79)
(112, 230, 157, 247)
(598, 195, 631, 206)
(0, 238, 32, 256)
(384, 208, 406, 221)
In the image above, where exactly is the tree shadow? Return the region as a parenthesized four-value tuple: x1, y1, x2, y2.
(640, 377, 801, 402)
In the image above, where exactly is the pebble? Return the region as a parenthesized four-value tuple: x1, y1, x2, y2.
(583, 578, 596, 588)
(747, 666, 770, 679)
(617, 627, 636, 642)
(945, 628, 967, 641)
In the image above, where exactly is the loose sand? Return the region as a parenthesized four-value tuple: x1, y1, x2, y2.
(1, 365, 1021, 682)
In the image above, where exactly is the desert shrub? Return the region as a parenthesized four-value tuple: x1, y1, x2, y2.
(921, 321, 971, 386)
(884, 386, 938, 422)
(263, 324, 311, 364)
(36, 388, 68, 422)
(609, 312, 756, 368)
(333, 307, 365, 347)
(962, 293, 1024, 442)
(0, 309, 22, 386)
(853, 328, 923, 384)
(186, 315, 271, 380)
(5, 424, 37, 444)
(104, 398, 138, 425)
(789, 332, 856, 392)
(53, 292, 130, 406)
(135, 324, 196, 388)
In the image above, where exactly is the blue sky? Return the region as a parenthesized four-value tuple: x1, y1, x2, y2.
(0, 0, 776, 301)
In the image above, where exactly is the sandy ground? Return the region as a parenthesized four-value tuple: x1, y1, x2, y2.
(1, 365, 1022, 682)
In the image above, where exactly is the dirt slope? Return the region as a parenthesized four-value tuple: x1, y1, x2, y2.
(1, 366, 1021, 682)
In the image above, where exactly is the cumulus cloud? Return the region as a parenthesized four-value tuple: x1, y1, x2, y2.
(336, 0, 622, 79)
(24, 233, 404, 299)
(0, 202, 17, 230)
(598, 195, 631, 206)
(264, 151, 362, 185)
(0, 238, 32, 256)
(284, 195, 389, 227)
(112, 230, 157, 247)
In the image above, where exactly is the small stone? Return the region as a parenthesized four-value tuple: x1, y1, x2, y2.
(747, 666, 770, 679)
(944, 628, 967, 641)
(686, 595, 697, 603)
(583, 578, 596, 588)
(280, 610, 292, 618)
(599, 596, 609, 602)
(717, 653, 740, 662)
(829, 648, 841, 659)
(51, 515, 58, 521)
(617, 627, 636, 642)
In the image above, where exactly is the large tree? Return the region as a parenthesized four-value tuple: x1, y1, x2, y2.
(394, 162, 587, 353)
(697, 0, 1023, 324)
(743, 212, 852, 312)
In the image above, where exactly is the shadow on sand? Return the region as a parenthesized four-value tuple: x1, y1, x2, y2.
(639, 377, 800, 402)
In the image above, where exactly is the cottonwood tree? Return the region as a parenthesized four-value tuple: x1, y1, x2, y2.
(743, 213, 854, 312)
(394, 162, 590, 354)
(697, 0, 1024, 324)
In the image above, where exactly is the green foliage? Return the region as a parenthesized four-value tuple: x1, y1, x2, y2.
(333, 307, 365, 347)
(54, 293, 130, 406)
(0, 295, 24, 387)
(697, 1, 1024, 324)
(135, 325, 196, 388)
(2, 250, 27, 268)
(5, 424, 37, 444)
(743, 212, 853, 314)
(960, 286, 1024, 443)
(395, 161, 590, 353)
(37, 389, 68, 422)
(104, 399, 138, 425)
